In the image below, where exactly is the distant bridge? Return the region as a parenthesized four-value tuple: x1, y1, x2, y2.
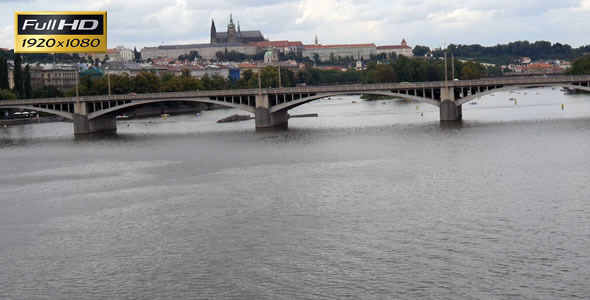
(1, 75, 589, 134)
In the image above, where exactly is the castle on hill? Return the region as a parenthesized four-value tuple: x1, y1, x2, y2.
(210, 14, 266, 45)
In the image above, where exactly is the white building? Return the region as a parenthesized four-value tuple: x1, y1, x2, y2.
(303, 44, 377, 62)
(376, 39, 413, 57)
(141, 43, 258, 61)
(115, 46, 135, 61)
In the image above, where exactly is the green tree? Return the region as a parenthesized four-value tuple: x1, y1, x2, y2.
(182, 76, 202, 91)
(13, 54, 24, 98)
(133, 47, 141, 62)
(0, 89, 16, 100)
(237, 69, 255, 88)
(160, 75, 184, 92)
(134, 71, 160, 93)
(567, 54, 590, 75)
(0, 57, 9, 90)
(90, 73, 134, 95)
(413, 45, 430, 57)
(460, 61, 486, 80)
(374, 64, 397, 83)
(24, 65, 32, 98)
(32, 86, 63, 98)
(215, 51, 225, 61)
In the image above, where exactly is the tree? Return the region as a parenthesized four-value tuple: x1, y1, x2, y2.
(181, 69, 191, 78)
(215, 51, 225, 61)
(178, 50, 201, 62)
(460, 61, 486, 80)
(160, 75, 184, 92)
(374, 64, 397, 83)
(24, 65, 32, 98)
(134, 71, 160, 93)
(13, 54, 24, 98)
(90, 73, 134, 95)
(0, 57, 8, 90)
(32, 86, 63, 98)
(0, 89, 16, 100)
(413, 45, 430, 57)
(133, 47, 141, 62)
(312, 53, 320, 65)
(567, 54, 590, 75)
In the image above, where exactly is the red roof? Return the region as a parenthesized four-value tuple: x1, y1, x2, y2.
(250, 40, 303, 48)
(107, 49, 119, 54)
(238, 63, 258, 68)
(377, 45, 411, 50)
(304, 43, 375, 49)
(527, 63, 552, 69)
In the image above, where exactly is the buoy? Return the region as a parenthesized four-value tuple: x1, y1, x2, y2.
(562, 104, 564, 110)
(3, 125, 6, 129)
(421, 112, 423, 117)
(416, 105, 419, 110)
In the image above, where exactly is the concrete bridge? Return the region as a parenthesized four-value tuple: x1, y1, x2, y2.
(1, 75, 589, 134)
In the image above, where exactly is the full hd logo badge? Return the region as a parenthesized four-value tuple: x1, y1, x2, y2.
(14, 11, 107, 53)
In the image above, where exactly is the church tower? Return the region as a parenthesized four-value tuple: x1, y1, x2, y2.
(227, 14, 237, 43)
(210, 19, 217, 44)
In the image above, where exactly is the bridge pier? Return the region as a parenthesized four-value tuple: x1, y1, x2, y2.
(255, 107, 288, 129)
(73, 114, 117, 134)
(440, 101, 462, 121)
(255, 94, 288, 129)
(439, 87, 462, 121)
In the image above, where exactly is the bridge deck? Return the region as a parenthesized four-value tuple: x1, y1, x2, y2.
(1, 75, 589, 107)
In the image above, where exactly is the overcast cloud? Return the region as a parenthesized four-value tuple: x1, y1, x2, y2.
(1, 0, 589, 50)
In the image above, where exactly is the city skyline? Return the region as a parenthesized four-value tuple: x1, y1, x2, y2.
(0, 0, 589, 50)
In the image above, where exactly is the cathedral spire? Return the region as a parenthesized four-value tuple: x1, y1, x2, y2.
(230, 13, 234, 24)
(238, 20, 241, 32)
(210, 19, 217, 44)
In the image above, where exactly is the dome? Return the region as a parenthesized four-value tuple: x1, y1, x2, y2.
(264, 50, 274, 58)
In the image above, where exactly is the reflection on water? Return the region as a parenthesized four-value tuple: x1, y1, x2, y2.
(1, 88, 590, 299)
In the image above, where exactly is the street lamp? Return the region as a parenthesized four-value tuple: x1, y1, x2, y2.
(278, 64, 282, 89)
(105, 66, 111, 96)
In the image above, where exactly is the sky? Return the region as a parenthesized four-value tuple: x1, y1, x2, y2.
(1, 0, 589, 50)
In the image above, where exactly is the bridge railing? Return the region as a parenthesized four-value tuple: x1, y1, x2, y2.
(2, 75, 590, 106)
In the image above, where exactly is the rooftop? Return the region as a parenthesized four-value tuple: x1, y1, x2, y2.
(304, 43, 376, 49)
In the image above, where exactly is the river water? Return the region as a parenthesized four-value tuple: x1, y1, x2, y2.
(1, 88, 590, 299)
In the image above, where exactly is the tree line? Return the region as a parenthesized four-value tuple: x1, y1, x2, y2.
(0, 54, 33, 100)
(414, 41, 590, 65)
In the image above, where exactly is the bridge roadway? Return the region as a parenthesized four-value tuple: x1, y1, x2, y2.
(1, 75, 590, 134)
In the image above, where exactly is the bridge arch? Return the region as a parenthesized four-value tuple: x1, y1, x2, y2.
(456, 84, 590, 106)
(269, 91, 440, 113)
(0, 105, 74, 120)
(88, 97, 255, 119)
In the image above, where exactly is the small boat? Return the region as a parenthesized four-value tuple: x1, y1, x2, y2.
(161, 113, 169, 120)
(116, 114, 129, 119)
(196, 113, 201, 117)
(470, 102, 477, 105)
(509, 98, 517, 101)
(352, 101, 357, 104)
